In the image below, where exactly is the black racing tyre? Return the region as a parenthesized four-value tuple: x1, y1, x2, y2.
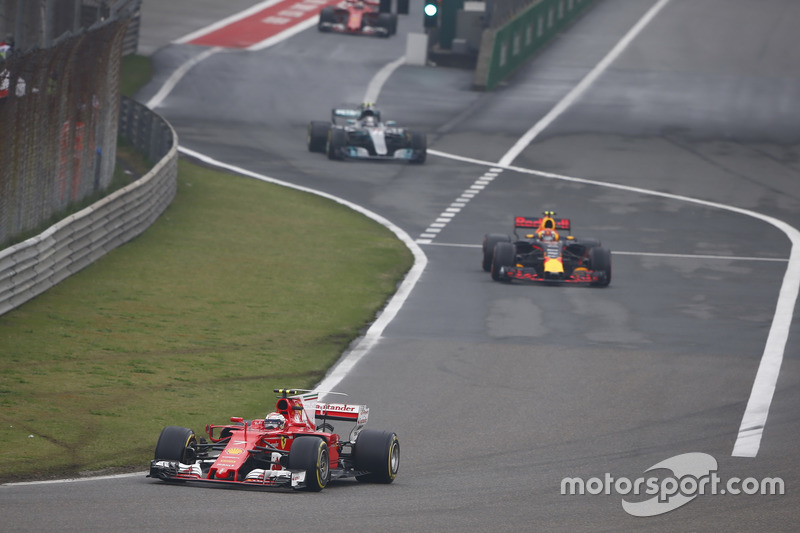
(491, 241, 516, 282)
(316, 422, 335, 433)
(218, 427, 234, 441)
(409, 131, 426, 163)
(288, 437, 330, 491)
(397, 0, 410, 15)
(318, 6, 336, 30)
(589, 246, 612, 287)
(379, 0, 391, 13)
(308, 121, 331, 153)
(482, 233, 511, 272)
(576, 238, 601, 249)
(153, 426, 197, 464)
(327, 128, 346, 160)
(376, 13, 394, 37)
(354, 429, 399, 483)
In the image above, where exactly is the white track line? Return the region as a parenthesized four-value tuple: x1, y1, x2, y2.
(3, 472, 145, 487)
(499, 0, 672, 167)
(364, 55, 406, 104)
(145, 46, 223, 109)
(428, 147, 800, 458)
(612, 251, 788, 262)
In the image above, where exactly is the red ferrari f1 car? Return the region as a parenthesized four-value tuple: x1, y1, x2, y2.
(318, 0, 408, 37)
(148, 389, 399, 491)
(482, 211, 612, 286)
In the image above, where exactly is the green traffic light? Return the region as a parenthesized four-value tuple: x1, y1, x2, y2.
(424, 3, 438, 17)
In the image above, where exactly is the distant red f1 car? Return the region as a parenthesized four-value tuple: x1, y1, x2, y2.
(482, 211, 612, 286)
(148, 389, 399, 491)
(318, 0, 409, 37)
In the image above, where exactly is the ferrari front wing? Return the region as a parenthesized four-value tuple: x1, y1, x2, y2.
(149, 459, 308, 489)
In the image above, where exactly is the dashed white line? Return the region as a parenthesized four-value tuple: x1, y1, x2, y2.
(419, 169, 504, 238)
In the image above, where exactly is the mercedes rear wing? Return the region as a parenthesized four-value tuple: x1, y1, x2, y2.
(332, 107, 361, 121)
(331, 105, 381, 124)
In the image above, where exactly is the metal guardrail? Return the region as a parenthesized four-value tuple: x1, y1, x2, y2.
(0, 97, 178, 317)
(118, 95, 174, 163)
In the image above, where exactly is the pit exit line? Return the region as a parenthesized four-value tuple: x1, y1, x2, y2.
(419, 242, 790, 263)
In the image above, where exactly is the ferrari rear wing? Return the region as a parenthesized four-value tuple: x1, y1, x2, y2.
(275, 388, 369, 428)
(314, 402, 369, 424)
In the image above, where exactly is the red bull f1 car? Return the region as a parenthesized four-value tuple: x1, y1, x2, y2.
(482, 211, 612, 286)
(148, 389, 399, 491)
(308, 103, 427, 163)
(318, 0, 408, 37)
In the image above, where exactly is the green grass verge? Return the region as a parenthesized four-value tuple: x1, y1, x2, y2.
(120, 55, 153, 98)
(0, 56, 413, 483)
(0, 160, 412, 482)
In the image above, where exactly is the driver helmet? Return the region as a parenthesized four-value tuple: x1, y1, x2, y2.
(360, 103, 377, 117)
(264, 412, 286, 429)
(539, 229, 557, 241)
(360, 109, 376, 125)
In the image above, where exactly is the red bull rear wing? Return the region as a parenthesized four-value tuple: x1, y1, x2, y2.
(514, 215, 571, 232)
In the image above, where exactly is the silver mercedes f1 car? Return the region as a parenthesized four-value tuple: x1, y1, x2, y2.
(308, 103, 427, 164)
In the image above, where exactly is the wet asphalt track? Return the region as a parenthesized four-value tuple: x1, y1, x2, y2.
(3, 0, 799, 531)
